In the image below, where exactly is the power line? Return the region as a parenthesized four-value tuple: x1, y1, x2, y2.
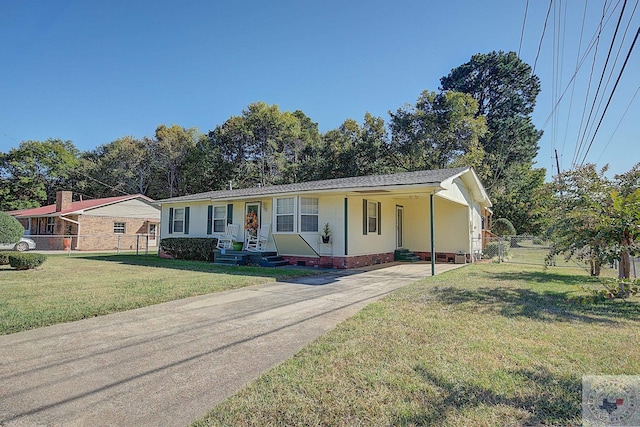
(579, 26, 640, 165)
(560, 0, 590, 160)
(519, 0, 530, 57)
(572, 0, 609, 168)
(590, 0, 639, 141)
(575, 0, 628, 166)
(533, 0, 554, 75)
(540, 1, 621, 132)
(595, 84, 640, 163)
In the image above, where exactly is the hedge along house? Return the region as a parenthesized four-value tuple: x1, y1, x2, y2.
(9, 191, 161, 251)
(158, 167, 492, 270)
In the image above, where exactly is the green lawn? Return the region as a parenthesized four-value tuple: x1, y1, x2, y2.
(194, 261, 640, 426)
(0, 254, 318, 335)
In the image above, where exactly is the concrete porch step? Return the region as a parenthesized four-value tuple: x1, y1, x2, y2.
(394, 249, 421, 263)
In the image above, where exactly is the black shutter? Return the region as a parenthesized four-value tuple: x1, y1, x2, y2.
(184, 207, 190, 234)
(362, 199, 368, 235)
(377, 202, 382, 235)
(207, 205, 213, 234)
(168, 208, 174, 234)
(227, 204, 233, 224)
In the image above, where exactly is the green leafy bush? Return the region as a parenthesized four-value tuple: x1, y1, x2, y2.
(532, 236, 546, 245)
(0, 212, 24, 245)
(0, 251, 11, 265)
(483, 241, 510, 259)
(595, 278, 639, 299)
(8, 253, 47, 270)
(160, 238, 218, 262)
(492, 217, 516, 236)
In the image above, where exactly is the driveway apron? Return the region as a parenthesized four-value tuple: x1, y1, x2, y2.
(0, 263, 462, 426)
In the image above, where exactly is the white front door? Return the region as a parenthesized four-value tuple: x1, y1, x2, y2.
(396, 206, 404, 249)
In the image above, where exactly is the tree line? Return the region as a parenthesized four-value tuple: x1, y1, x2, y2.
(1, 51, 544, 234)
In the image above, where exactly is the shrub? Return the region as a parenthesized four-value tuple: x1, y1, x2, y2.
(0, 212, 24, 245)
(0, 251, 11, 265)
(160, 238, 218, 262)
(483, 241, 510, 259)
(532, 236, 546, 245)
(8, 253, 47, 270)
(493, 218, 517, 236)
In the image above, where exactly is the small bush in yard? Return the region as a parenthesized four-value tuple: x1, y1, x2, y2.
(0, 252, 11, 265)
(0, 212, 24, 246)
(484, 241, 510, 259)
(160, 238, 218, 262)
(8, 253, 47, 270)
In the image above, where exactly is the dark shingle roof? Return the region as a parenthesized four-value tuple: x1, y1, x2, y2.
(159, 167, 471, 203)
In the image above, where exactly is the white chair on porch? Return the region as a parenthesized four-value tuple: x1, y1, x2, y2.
(216, 223, 240, 249)
(245, 224, 270, 252)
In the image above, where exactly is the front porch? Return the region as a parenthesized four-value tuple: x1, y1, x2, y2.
(213, 249, 289, 267)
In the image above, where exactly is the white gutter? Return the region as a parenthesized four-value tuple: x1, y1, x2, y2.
(60, 216, 81, 250)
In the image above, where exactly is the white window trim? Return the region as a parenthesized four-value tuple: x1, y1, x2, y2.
(273, 196, 322, 234)
(367, 200, 378, 234)
(114, 222, 126, 234)
(274, 196, 297, 233)
(299, 196, 319, 233)
(173, 207, 185, 234)
(213, 205, 227, 234)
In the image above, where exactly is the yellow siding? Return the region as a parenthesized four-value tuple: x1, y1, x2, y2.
(84, 199, 160, 219)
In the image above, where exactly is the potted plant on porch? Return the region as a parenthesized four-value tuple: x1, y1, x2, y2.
(63, 226, 72, 250)
(321, 223, 331, 243)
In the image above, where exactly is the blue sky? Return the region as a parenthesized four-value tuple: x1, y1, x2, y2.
(1, 0, 638, 178)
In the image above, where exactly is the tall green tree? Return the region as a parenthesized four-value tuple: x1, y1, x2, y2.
(155, 124, 200, 198)
(79, 136, 158, 198)
(440, 51, 542, 192)
(358, 112, 391, 176)
(209, 102, 303, 188)
(289, 110, 324, 183)
(303, 113, 390, 181)
(0, 139, 79, 210)
(388, 90, 487, 172)
(492, 163, 547, 234)
(180, 133, 230, 195)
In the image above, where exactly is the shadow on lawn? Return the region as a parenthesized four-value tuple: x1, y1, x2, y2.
(75, 254, 319, 280)
(431, 285, 640, 324)
(398, 365, 581, 426)
(483, 270, 597, 287)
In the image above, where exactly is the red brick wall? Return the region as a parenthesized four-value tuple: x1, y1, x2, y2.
(56, 191, 72, 212)
(77, 215, 151, 251)
(282, 252, 395, 269)
(414, 251, 468, 263)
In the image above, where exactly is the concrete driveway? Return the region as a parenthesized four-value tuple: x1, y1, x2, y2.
(0, 262, 462, 426)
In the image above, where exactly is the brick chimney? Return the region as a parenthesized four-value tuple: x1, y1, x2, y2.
(56, 191, 73, 212)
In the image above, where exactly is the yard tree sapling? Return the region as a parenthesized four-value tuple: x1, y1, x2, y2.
(542, 163, 640, 280)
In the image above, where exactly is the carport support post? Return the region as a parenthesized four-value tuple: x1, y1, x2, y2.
(430, 193, 435, 276)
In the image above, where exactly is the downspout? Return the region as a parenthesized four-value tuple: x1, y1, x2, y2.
(469, 206, 473, 264)
(430, 193, 435, 276)
(60, 216, 81, 250)
(344, 198, 348, 256)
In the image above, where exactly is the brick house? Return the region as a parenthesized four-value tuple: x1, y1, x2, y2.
(9, 191, 161, 251)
